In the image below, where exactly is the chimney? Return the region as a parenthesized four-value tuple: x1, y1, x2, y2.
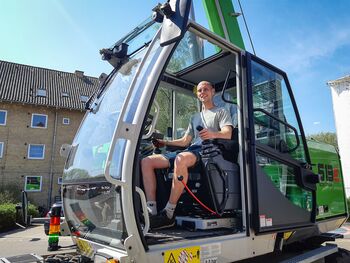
(75, 70, 84, 78)
(99, 73, 108, 85)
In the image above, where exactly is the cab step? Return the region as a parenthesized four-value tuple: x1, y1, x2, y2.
(280, 243, 338, 263)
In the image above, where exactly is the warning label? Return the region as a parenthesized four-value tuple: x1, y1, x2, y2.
(164, 246, 200, 263)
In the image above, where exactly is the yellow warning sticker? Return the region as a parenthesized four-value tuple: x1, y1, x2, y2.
(76, 238, 94, 257)
(283, 231, 294, 240)
(164, 246, 200, 263)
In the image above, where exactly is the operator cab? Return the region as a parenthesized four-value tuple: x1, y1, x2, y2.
(136, 45, 242, 242)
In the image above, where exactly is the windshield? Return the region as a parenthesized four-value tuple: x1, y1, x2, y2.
(62, 19, 161, 250)
(116, 18, 159, 55)
(64, 21, 160, 182)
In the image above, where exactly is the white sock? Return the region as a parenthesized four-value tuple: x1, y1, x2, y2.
(147, 201, 157, 215)
(164, 202, 176, 219)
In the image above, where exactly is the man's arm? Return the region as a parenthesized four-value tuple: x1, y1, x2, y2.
(198, 125, 232, 140)
(156, 134, 192, 148)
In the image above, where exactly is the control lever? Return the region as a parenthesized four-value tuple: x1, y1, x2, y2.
(196, 125, 204, 131)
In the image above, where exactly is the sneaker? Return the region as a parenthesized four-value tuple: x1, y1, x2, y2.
(150, 210, 176, 230)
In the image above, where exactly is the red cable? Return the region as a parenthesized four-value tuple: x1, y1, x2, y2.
(180, 180, 219, 217)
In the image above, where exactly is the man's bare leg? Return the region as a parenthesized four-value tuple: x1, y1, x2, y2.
(141, 155, 169, 214)
(168, 152, 197, 209)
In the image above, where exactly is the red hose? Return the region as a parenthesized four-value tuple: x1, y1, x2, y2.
(179, 179, 219, 217)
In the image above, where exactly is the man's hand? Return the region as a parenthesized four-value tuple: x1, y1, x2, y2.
(152, 138, 165, 148)
(199, 128, 216, 140)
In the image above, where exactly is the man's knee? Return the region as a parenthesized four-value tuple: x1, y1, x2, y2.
(141, 157, 154, 171)
(174, 152, 196, 170)
(141, 155, 169, 172)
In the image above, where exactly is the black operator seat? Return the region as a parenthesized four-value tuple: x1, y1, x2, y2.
(184, 92, 240, 214)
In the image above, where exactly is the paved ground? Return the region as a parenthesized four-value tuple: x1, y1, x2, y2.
(0, 223, 75, 258)
(328, 223, 350, 250)
(1, 223, 350, 259)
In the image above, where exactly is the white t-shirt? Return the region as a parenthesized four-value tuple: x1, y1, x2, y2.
(185, 106, 233, 146)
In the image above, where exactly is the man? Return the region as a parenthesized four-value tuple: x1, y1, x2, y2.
(141, 81, 233, 230)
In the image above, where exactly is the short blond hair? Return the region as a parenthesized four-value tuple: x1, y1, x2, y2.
(197, 81, 214, 89)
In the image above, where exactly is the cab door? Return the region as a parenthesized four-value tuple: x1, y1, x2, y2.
(246, 53, 318, 234)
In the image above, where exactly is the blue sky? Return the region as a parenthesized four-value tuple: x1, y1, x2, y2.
(1, 0, 349, 135)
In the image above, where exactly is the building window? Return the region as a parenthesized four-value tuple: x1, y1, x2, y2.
(80, 95, 89, 103)
(25, 176, 42, 192)
(28, 144, 45, 159)
(62, 92, 69, 98)
(0, 110, 7, 125)
(36, 89, 47, 97)
(0, 142, 3, 158)
(31, 114, 48, 128)
(63, 117, 70, 125)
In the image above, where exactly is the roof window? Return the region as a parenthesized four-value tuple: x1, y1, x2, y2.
(80, 95, 89, 103)
(62, 92, 69, 98)
(36, 89, 47, 97)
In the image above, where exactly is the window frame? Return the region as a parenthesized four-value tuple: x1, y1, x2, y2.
(80, 95, 89, 103)
(36, 89, 47, 97)
(31, 113, 48, 129)
(245, 52, 316, 234)
(28, 144, 45, 159)
(0, 142, 4, 158)
(63, 117, 70, 125)
(0, 110, 7, 126)
(61, 92, 69, 98)
(247, 54, 311, 164)
(24, 176, 42, 192)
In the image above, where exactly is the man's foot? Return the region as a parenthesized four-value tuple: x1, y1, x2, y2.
(150, 210, 176, 230)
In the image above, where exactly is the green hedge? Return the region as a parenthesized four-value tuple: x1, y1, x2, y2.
(0, 203, 39, 231)
(0, 203, 17, 231)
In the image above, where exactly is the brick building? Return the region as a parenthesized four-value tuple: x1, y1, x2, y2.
(0, 60, 100, 209)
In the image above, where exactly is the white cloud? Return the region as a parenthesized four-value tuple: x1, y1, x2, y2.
(268, 26, 350, 75)
(313, 121, 320, 125)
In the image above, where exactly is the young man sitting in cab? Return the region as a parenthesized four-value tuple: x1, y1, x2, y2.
(141, 81, 233, 230)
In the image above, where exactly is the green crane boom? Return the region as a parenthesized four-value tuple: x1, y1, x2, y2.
(202, 0, 245, 49)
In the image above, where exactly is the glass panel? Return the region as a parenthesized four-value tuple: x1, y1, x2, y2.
(165, 30, 221, 73)
(174, 91, 198, 139)
(63, 118, 70, 125)
(36, 89, 46, 97)
(257, 153, 312, 211)
(118, 18, 159, 56)
(251, 60, 306, 162)
(29, 145, 44, 159)
(124, 37, 163, 123)
(32, 114, 47, 128)
(0, 142, 3, 158)
(63, 47, 148, 182)
(80, 95, 89, 102)
(63, 182, 126, 250)
(153, 87, 173, 137)
(0, 111, 6, 125)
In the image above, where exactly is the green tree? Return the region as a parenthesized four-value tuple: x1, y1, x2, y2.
(307, 132, 338, 148)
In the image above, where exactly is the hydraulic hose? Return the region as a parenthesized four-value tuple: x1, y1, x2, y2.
(177, 175, 219, 217)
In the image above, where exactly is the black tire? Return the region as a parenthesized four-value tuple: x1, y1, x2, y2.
(325, 248, 350, 263)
